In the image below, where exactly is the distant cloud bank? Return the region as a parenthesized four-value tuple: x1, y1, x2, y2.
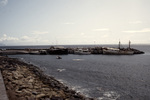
(31, 31, 49, 35)
(0, 34, 18, 42)
(129, 21, 142, 24)
(0, 33, 50, 45)
(63, 22, 75, 25)
(123, 28, 150, 33)
(93, 28, 110, 31)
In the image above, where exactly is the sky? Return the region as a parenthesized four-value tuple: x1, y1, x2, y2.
(0, 0, 150, 45)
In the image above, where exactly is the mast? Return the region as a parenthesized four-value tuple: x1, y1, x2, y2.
(118, 40, 121, 49)
(129, 40, 131, 49)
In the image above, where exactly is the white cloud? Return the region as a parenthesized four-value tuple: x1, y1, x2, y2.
(63, 22, 75, 25)
(20, 35, 40, 43)
(0, 0, 8, 7)
(80, 32, 85, 36)
(0, 34, 19, 42)
(122, 28, 150, 33)
(93, 28, 110, 31)
(0, 34, 51, 45)
(20, 35, 51, 45)
(129, 21, 142, 24)
(101, 34, 109, 38)
(21, 36, 30, 41)
(3, 34, 6, 37)
(31, 31, 49, 35)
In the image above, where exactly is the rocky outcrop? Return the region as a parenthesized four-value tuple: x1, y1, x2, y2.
(0, 56, 94, 100)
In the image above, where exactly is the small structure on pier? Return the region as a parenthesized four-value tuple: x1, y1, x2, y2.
(47, 46, 68, 55)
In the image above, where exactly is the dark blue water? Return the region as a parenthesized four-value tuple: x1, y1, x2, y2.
(6, 45, 150, 100)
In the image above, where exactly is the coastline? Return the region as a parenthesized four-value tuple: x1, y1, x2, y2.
(0, 56, 94, 100)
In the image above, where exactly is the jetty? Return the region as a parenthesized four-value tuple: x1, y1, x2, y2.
(0, 45, 144, 55)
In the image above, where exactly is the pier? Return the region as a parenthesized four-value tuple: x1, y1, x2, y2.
(0, 46, 144, 55)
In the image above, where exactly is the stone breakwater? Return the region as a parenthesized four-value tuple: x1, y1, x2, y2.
(0, 47, 144, 55)
(0, 56, 94, 100)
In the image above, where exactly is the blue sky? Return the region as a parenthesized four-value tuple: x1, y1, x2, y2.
(0, 0, 150, 45)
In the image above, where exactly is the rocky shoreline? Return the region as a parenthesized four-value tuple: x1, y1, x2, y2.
(0, 56, 94, 100)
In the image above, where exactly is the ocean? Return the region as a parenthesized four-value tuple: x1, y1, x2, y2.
(2, 45, 150, 100)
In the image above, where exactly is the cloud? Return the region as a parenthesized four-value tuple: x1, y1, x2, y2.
(31, 31, 49, 35)
(129, 21, 142, 24)
(122, 28, 150, 33)
(93, 28, 110, 31)
(101, 34, 109, 38)
(0, 0, 8, 7)
(80, 32, 85, 36)
(21, 35, 41, 42)
(0, 34, 19, 42)
(63, 22, 75, 25)
(0, 34, 51, 45)
(20, 35, 51, 45)
(21, 36, 30, 41)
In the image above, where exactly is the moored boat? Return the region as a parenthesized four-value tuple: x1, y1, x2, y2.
(103, 48, 134, 55)
(39, 50, 47, 55)
(56, 56, 62, 59)
(74, 48, 91, 55)
(103, 41, 134, 55)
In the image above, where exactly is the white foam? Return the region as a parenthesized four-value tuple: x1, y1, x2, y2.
(57, 68, 66, 72)
(98, 91, 120, 100)
(57, 79, 65, 84)
(71, 85, 90, 97)
(73, 59, 84, 61)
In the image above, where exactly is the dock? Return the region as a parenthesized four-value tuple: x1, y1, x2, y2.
(0, 46, 144, 55)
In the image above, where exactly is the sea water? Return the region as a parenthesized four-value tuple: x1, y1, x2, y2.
(5, 45, 150, 100)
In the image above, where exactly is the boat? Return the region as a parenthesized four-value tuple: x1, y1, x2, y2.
(74, 48, 91, 55)
(103, 41, 134, 55)
(56, 56, 62, 59)
(39, 50, 47, 55)
(57, 68, 65, 72)
(103, 48, 134, 55)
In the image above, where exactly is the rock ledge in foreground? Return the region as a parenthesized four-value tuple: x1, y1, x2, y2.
(0, 56, 94, 100)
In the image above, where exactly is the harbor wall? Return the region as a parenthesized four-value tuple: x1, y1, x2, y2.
(0, 46, 144, 55)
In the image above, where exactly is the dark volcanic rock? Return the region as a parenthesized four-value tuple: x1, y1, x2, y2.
(0, 56, 94, 100)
